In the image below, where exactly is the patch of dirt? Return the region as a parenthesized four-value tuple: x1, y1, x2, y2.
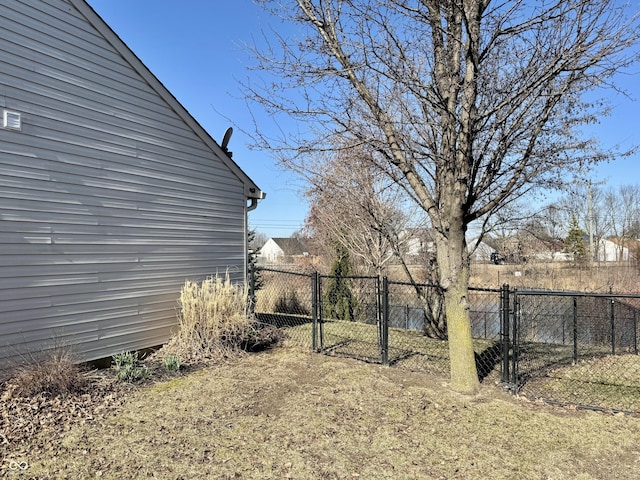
(0, 351, 224, 475)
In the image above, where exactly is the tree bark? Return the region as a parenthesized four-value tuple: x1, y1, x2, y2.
(434, 216, 479, 393)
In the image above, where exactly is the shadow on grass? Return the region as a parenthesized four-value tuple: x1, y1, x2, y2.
(256, 312, 312, 328)
(475, 342, 503, 382)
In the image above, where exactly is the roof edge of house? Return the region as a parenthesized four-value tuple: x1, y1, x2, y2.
(70, 0, 265, 201)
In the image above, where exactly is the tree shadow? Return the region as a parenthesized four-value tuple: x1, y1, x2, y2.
(474, 342, 503, 382)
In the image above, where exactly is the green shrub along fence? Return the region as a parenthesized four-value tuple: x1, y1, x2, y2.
(252, 267, 640, 413)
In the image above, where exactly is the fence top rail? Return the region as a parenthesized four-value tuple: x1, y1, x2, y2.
(387, 279, 501, 294)
(257, 267, 313, 278)
(469, 286, 503, 293)
(319, 274, 379, 281)
(515, 289, 640, 299)
(387, 279, 441, 289)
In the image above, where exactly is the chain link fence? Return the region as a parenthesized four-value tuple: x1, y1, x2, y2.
(253, 268, 504, 381)
(252, 268, 315, 347)
(511, 290, 640, 412)
(252, 267, 640, 413)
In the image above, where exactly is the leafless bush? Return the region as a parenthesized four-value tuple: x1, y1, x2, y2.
(6, 346, 86, 398)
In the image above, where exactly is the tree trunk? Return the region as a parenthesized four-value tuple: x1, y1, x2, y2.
(435, 226, 480, 394)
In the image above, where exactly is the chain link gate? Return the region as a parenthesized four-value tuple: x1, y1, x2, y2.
(254, 267, 507, 381)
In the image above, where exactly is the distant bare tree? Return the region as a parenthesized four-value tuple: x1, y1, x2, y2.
(304, 145, 447, 336)
(303, 146, 405, 276)
(516, 204, 567, 261)
(560, 183, 610, 261)
(250, 230, 269, 250)
(604, 185, 640, 261)
(248, 0, 640, 392)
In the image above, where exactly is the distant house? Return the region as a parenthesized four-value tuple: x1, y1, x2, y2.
(397, 228, 436, 260)
(468, 237, 495, 262)
(0, 0, 264, 375)
(259, 238, 310, 264)
(597, 239, 630, 262)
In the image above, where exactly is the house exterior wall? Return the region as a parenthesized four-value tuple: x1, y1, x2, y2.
(0, 0, 256, 373)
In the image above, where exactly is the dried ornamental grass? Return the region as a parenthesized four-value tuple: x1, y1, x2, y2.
(176, 274, 252, 356)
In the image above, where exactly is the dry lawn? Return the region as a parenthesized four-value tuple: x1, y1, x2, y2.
(3, 346, 640, 479)
(470, 262, 640, 293)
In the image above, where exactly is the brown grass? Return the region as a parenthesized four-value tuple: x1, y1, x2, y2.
(471, 262, 640, 293)
(7, 346, 640, 480)
(169, 274, 253, 360)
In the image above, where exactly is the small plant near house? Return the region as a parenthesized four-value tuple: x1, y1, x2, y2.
(7, 346, 86, 398)
(162, 354, 182, 372)
(112, 351, 149, 383)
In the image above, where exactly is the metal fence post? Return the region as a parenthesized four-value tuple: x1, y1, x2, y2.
(376, 276, 382, 348)
(511, 291, 519, 389)
(312, 271, 318, 352)
(381, 276, 389, 365)
(573, 296, 578, 363)
(500, 284, 510, 384)
(634, 310, 638, 355)
(318, 274, 324, 351)
(248, 264, 256, 314)
(610, 298, 616, 355)
(405, 305, 409, 330)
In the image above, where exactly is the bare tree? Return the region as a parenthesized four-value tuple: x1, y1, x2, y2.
(303, 147, 405, 277)
(248, 0, 639, 392)
(559, 183, 610, 261)
(520, 205, 566, 260)
(304, 145, 447, 336)
(604, 184, 640, 261)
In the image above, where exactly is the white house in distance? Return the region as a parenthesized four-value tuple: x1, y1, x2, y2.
(597, 239, 630, 262)
(0, 0, 264, 375)
(468, 238, 495, 262)
(259, 238, 310, 264)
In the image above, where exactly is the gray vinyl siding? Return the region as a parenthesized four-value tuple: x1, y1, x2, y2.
(0, 0, 254, 373)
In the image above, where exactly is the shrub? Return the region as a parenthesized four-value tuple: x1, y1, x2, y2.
(175, 273, 253, 357)
(9, 346, 86, 398)
(323, 245, 358, 321)
(113, 352, 149, 383)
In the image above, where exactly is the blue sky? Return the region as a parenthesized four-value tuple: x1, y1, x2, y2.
(87, 0, 639, 238)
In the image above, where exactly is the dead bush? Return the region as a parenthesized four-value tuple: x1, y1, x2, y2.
(7, 347, 86, 398)
(173, 273, 254, 357)
(242, 324, 289, 352)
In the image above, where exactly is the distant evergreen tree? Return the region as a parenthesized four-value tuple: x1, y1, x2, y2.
(323, 244, 357, 321)
(563, 216, 588, 265)
(248, 229, 264, 310)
